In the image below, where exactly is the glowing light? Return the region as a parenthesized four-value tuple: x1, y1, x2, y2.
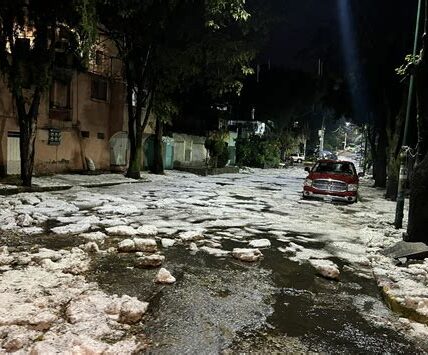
(337, 0, 369, 122)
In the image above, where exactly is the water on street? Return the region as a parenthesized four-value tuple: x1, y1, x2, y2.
(0, 167, 426, 353)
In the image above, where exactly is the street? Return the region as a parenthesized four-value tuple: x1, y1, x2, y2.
(0, 167, 427, 353)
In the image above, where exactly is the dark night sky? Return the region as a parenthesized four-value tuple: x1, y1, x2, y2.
(237, 1, 419, 125)
(264, 0, 340, 71)
(262, 0, 417, 74)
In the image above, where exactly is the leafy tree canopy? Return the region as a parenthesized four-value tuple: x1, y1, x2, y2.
(0, 0, 97, 186)
(0, 0, 97, 92)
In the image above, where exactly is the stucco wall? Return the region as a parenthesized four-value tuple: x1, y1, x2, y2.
(0, 36, 157, 176)
(172, 133, 207, 167)
(0, 72, 130, 174)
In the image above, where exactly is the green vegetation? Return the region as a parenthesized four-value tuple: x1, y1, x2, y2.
(205, 131, 230, 168)
(0, 0, 97, 186)
(100, 0, 257, 177)
(236, 135, 280, 168)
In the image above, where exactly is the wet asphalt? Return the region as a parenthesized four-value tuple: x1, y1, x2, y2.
(88, 236, 424, 354)
(1, 168, 427, 354)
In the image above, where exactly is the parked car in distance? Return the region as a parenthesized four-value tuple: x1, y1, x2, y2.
(290, 153, 305, 163)
(319, 150, 338, 160)
(303, 160, 362, 203)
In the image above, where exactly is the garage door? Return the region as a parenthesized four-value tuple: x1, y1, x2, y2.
(7, 132, 21, 175)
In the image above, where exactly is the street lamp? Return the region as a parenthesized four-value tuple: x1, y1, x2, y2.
(343, 122, 351, 150)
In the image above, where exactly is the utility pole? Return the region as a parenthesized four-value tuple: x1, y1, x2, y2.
(395, 0, 423, 229)
(317, 59, 325, 158)
(363, 124, 368, 174)
(319, 116, 325, 158)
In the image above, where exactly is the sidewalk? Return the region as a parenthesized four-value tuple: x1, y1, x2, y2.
(357, 178, 428, 335)
(0, 173, 145, 195)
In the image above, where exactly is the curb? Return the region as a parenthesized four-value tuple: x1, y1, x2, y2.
(381, 285, 428, 324)
(0, 179, 147, 196)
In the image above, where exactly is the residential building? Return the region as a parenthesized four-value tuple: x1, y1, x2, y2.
(0, 34, 154, 176)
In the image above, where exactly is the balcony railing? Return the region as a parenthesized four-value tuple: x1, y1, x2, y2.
(88, 53, 122, 80)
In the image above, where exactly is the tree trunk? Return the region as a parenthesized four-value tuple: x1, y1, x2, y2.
(385, 94, 406, 200)
(125, 82, 141, 179)
(407, 79, 428, 239)
(367, 125, 377, 180)
(362, 126, 369, 174)
(406, 0, 428, 243)
(374, 128, 387, 188)
(123, 49, 152, 179)
(15, 88, 41, 187)
(406, 154, 428, 242)
(125, 64, 144, 179)
(126, 136, 142, 179)
(386, 155, 400, 200)
(151, 117, 164, 174)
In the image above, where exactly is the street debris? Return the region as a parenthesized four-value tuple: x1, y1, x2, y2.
(232, 248, 263, 262)
(310, 259, 340, 280)
(136, 254, 165, 268)
(155, 268, 176, 284)
(248, 239, 271, 248)
(0, 167, 427, 352)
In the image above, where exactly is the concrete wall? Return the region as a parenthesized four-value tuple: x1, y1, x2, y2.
(172, 133, 207, 167)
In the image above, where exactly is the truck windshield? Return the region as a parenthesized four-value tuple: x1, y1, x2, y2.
(314, 162, 355, 175)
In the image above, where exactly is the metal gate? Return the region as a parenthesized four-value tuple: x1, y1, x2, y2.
(7, 132, 20, 175)
(163, 141, 174, 170)
(143, 136, 155, 170)
(162, 136, 174, 170)
(144, 136, 174, 170)
(109, 132, 129, 167)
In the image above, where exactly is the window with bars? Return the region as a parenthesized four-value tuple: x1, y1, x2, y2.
(91, 76, 108, 101)
(50, 80, 70, 108)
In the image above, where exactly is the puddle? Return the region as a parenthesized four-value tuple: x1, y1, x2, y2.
(1, 170, 423, 353)
(0, 221, 422, 353)
(44, 218, 62, 230)
(90, 245, 275, 354)
(0, 231, 86, 252)
(251, 242, 419, 353)
(89, 236, 422, 354)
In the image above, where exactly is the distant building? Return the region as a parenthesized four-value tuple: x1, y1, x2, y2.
(225, 120, 273, 138)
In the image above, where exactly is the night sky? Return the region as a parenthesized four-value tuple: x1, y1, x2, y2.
(265, 0, 340, 71)
(263, 1, 417, 74)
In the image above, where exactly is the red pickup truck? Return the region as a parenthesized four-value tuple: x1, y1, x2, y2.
(302, 160, 361, 203)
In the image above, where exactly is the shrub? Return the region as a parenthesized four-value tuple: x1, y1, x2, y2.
(205, 131, 229, 168)
(236, 135, 280, 168)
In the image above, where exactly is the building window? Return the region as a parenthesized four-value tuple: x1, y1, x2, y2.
(91, 76, 108, 101)
(97, 132, 105, 140)
(81, 131, 90, 138)
(50, 80, 70, 108)
(49, 80, 71, 121)
(95, 50, 104, 65)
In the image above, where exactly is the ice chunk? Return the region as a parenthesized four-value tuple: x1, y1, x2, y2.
(232, 248, 262, 262)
